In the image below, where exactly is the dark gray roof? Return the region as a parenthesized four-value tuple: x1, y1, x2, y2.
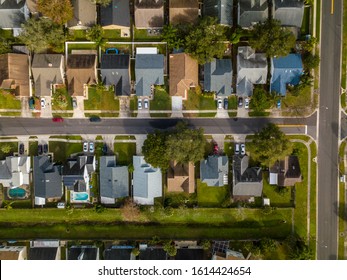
(100, 0, 130, 28)
(232, 155, 263, 197)
(135, 0, 164, 8)
(67, 54, 96, 69)
(274, 0, 304, 28)
(204, 0, 233, 26)
(204, 59, 232, 97)
(28, 247, 58, 260)
(104, 246, 133, 260)
(139, 247, 167, 260)
(62, 156, 95, 188)
(100, 54, 131, 96)
(200, 156, 228, 187)
(33, 156, 62, 199)
(135, 54, 164, 96)
(0, 0, 28, 29)
(175, 249, 205, 260)
(99, 156, 129, 200)
(238, 0, 268, 28)
(68, 246, 98, 260)
(31, 54, 64, 97)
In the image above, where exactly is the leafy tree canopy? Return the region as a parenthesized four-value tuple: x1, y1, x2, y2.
(37, 0, 73, 25)
(184, 17, 226, 64)
(249, 19, 296, 58)
(18, 18, 65, 53)
(161, 25, 184, 51)
(248, 123, 293, 166)
(250, 86, 272, 112)
(86, 25, 106, 48)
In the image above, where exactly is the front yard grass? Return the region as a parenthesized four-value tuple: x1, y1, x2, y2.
(49, 141, 83, 163)
(134, 28, 161, 41)
(29, 141, 38, 156)
(0, 90, 21, 109)
(300, 6, 311, 36)
(0, 142, 18, 160)
(281, 86, 313, 116)
(197, 180, 229, 207)
(84, 87, 120, 111)
(228, 95, 238, 110)
(183, 91, 217, 111)
(150, 86, 171, 110)
(52, 87, 73, 111)
(113, 142, 136, 165)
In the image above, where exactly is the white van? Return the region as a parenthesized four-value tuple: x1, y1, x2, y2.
(235, 143, 240, 154)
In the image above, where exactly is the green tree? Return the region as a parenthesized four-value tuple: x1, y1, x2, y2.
(301, 37, 318, 53)
(250, 87, 271, 112)
(0, 38, 10, 54)
(142, 131, 170, 171)
(92, 0, 112, 6)
(163, 241, 177, 257)
(250, 19, 296, 57)
(131, 247, 140, 257)
(303, 53, 320, 71)
(37, 0, 73, 25)
(248, 123, 293, 166)
(86, 25, 106, 48)
(18, 18, 65, 53)
(184, 17, 226, 64)
(1, 144, 12, 154)
(161, 25, 184, 50)
(230, 28, 242, 45)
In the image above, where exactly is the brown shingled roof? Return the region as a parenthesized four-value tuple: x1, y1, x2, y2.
(167, 161, 195, 193)
(169, 53, 198, 99)
(169, 0, 199, 25)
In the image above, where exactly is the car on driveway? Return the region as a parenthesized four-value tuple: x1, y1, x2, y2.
(235, 143, 240, 154)
(89, 142, 94, 153)
(238, 97, 243, 107)
(29, 98, 35, 109)
(217, 99, 222, 109)
(52, 117, 64, 122)
(19, 143, 24, 155)
(241, 143, 246, 155)
(138, 99, 142, 110)
(277, 99, 281, 109)
(224, 98, 228, 110)
(89, 116, 101, 122)
(72, 98, 77, 108)
(40, 98, 45, 109)
(83, 142, 88, 152)
(102, 143, 108, 154)
(244, 98, 249, 109)
(38, 144, 43, 155)
(43, 143, 48, 154)
(144, 99, 149, 109)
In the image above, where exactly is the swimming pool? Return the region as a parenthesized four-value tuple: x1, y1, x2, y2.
(72, 192, 89, 202)
(8, 188, 26, 198)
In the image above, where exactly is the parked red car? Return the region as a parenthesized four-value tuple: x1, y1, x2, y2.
(52, 117, 64, 122)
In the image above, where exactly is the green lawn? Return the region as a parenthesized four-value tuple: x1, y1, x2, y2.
(134, 28, 161, 41)
(103, 29, 121, 40)
(52, 87, 73, 111)
(150, 87, 171, 110)
(197, 180, 230, 207)
(49, 141, 83, 163)
(309, 141, 317, 250)
(300, 6, 311, 36)
(281, 86, 312, 116)
(183, 91, 217, 111)
(224, 142, 234, 157)
(228, 95, 238, 110)
(262, 173, 293, 208)
(50, 136, 82, 141)
(342, 0, 347, 88)
(29, 141, 38, 156)
(105, 43, 132, 54)
(70, 29, 87, 41)
(0, 142, 18, 160)
(0, 90, 21, 109)
(113, 143, 136, 165)
(84, 87, 120, 111)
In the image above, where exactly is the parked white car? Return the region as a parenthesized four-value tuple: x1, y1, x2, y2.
(83, 142, 88, 152)
(40, 98, 46, 109)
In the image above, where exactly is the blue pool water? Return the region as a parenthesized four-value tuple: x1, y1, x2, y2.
(73, 192, 89, 201)
(8, 188, 26, 198)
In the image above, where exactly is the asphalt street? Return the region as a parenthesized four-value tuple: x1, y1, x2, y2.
(317, 0, 342, 260)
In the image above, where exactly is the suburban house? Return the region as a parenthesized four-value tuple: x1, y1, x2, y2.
(236, 46, 267, 97)
(134, 0, 164, 29)
(33, 156, 63, 206)
(100, 54, 131, 96)
(0, 0, 29, 36)
(28, 240, 61, 260)
(104, 245, 135, 260)
(269, 155, 302, 187)
(68, 246, 99, 260)
(273, 0, 304, 28)
(212, 249, 246, 260)
(169, 53, 198, 99)
(169, 0, 199, 26)
(270, 53, 303, 96)
(167, 161, 195, 193)
(31, 54, 65, 97)
(99, 156, 129, 204)
(204, 58, 233, 98)
(133, 156, 162, 205)
(68, 0, 96, 29)
(135, 53, 164, 97)
(200, 156, 228, 187)
(100, 0, 131, 37)
(238, 0, 268, 28)
(62, 155, 96, 203)
(0, 156, 30, 188)
(204, 0, 233, 26)
(232, 155, 263, 198)
(0, 53, 30, 97)
(0, 246, 27, 260)
(66, 54, 97, 97)
(175, 249, 205, 260)
(139, 245, 167, 260)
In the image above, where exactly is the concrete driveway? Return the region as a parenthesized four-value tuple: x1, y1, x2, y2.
(73, 96, 85, 118)
(40, 96, 52, 118)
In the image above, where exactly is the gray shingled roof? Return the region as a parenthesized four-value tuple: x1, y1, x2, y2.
(133, 156, 162, 205)
(100, 0, 130, 28)
(28, 247, 58, 260)
(135, 54, 164, 96)
(99, 156, 129, 200)
(232, 155, 263, 197)
(62, 156, 95, 189)
(236, 46, 267, 97)
(31, 54, 64, 97)
(100, 54, 131, 96)
(200, 156, 228, 187)
(0, 0, 28, 29)
(204, 59, 232, 97)
(68, 246, 98, 260)
(33, 156, 62, 199)
(274, 0, 304, 28)
(204, 0, 233, 26)
(238, 0, 268, 28)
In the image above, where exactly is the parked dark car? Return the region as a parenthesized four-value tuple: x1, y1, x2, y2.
(224, 98, 228, 110)
(38, 144, 43, 155)
(238, 97, 243, 107)
(19, 143, 24, 155)
(89, 116, 101, 122)
(102, 143, 108, 154)
(29, 98, 35, 110)
(43, 143, 48, 154)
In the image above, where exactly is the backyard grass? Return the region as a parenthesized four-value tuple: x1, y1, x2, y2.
(183, 91, 217, 111)
(113, 143, 136, 165)
(49, 141, 83, 163)
(0, 90, 21, 109)
(150, 87, 171, 110)
(197, 180, 229, 207)
(103, 29, 121, 40)
(70, 29, 87, 41)
(0, 142, 18, 160)
(67, 43, 97, 53)
(134, 28, 161, 41)
(262, 173, 293, 208)
(105, 43, 132, 54)
(84, 87, 120, 111)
